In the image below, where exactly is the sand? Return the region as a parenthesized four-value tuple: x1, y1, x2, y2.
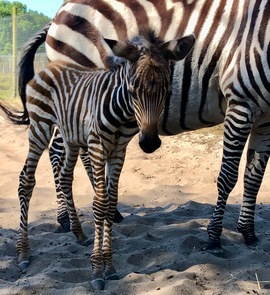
(1, 112, 270, 295)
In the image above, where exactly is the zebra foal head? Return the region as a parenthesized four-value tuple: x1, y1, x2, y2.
(107, 33, 195, 153)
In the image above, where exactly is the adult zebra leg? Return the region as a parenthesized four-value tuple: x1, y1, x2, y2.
(60, 145, 88, 245)
(17, 127, 47, 270)
(237, 124, 270, 246)
(79, 148, 124, 224)
(49, 128, 70, 232)
(206, 105, 253, 253)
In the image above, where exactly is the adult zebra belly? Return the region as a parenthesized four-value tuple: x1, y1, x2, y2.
(158, 64, 226, 136)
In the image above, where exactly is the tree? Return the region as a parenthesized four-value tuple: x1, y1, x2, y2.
(0, 1, 50, 54)
(0, 1, 26, 17)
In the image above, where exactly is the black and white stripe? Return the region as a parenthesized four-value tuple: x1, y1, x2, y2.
(17, 0, 270, 252)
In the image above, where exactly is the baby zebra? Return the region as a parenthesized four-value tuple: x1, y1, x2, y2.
(15, 33, 195, 290)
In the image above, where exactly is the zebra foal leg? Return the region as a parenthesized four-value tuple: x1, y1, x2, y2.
(60, 146, 88, 245)
(80, 148, 124, 224)
(87, 147, 109, 290)
(17, 162, 36, 270)
(206, 105, 253, 252)
(49, 133, 124, 234)
(102, 152, 127, 281)
(237, 125, 270, 245)
(90, 143, 128, 290)
(17, 129, 47, 270)
(49, 129, 70, 232)
(91, 189, 109, 289)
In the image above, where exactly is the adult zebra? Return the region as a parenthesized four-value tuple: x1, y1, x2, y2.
(18, 0, 270, 253)
(7, 32, 195, 290)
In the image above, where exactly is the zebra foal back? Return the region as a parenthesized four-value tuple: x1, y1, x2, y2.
(27, 62, 109, 145)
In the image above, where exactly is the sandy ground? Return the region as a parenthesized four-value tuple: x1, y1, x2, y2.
(1, 111, 270, 295)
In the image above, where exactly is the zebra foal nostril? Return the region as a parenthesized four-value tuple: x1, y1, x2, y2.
(139, 131, 162, 154)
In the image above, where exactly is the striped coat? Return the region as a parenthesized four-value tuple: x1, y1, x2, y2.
(5, 33, 195, 290)
(18, 0, 270, 253)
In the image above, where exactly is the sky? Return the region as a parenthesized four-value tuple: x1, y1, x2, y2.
(18, 0, 64, 18)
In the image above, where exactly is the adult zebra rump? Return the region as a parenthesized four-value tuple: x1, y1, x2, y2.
(18, 0, 270, 253)
(4, 33, 195, 290)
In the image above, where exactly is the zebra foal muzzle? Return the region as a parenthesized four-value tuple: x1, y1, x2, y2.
(139, 128, 161, 153)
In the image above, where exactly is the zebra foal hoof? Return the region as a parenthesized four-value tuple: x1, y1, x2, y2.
(91, 271, 105, 290)
(55, 222, 71, 233)
(76, 233, 89, 246)
(91, 278, 105, 290)
(241, 234, 259, 247)
(81, 238, 93, 246)
(244, 235, 259, 247)
(105, 265, 119, 280)
(60, 221, 71, 233)
(18, 252, 30, 271)
(18, 260, 30, 271)
(204, 239, 224, 254)
(113, 209, 124, 223)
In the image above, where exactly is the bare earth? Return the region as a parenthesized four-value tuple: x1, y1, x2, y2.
(1, 112, 270, 295)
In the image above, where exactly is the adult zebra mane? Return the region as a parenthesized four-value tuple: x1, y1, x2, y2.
(133, 29, 164, 47)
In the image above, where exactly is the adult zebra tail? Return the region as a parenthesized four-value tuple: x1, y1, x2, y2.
(0, 101, 29, 125)
(16, 21, 51, 124)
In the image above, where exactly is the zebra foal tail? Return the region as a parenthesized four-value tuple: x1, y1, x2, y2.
(18, 22, 51, 114)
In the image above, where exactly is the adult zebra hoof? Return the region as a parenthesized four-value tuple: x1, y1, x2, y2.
(105, 266, 119, 280)
(204, 239, 224, 254)
(113, 209, 124, 223)
(91, 272, 105, 290)
(18, 260, 30, 271)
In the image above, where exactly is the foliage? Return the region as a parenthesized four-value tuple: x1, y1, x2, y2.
(0, 1, 27, 17)
(0, 1, 50, 54)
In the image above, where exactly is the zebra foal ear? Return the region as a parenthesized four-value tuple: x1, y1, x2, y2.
(160, 34, 195, 61)
(104, 38, 139, 62)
